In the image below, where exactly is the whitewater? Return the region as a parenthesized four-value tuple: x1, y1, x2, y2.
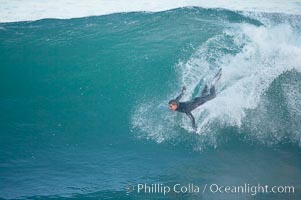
(131, 9, 301, 149)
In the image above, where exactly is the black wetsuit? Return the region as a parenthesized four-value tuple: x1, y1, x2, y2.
(175, 85, 216, 130)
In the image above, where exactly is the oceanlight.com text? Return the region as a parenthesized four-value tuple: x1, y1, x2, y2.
(125, 183, 295, 196)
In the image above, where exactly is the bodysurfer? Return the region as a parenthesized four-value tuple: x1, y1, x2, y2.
(168, 69, 222, 131)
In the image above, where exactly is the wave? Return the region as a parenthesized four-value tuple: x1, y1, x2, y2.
(2, 6, 301, 200)
(1, 0, 301, 23)
(131, 9, 301, 150)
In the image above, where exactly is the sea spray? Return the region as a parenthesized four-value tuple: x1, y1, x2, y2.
(132, 9, 301, 149)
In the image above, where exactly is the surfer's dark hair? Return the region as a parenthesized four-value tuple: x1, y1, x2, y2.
(168, 100, 178, 106)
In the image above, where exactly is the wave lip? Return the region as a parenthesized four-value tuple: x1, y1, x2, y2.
(1, 0, 301, 23)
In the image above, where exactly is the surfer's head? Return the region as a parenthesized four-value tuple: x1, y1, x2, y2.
(168, 100, 178, 111)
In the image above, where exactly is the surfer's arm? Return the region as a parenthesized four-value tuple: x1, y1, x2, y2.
(175, 86, 186, 101)
(186, 112, 197, 131)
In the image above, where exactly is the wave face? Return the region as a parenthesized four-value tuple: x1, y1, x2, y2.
(1, 6, 301, 200)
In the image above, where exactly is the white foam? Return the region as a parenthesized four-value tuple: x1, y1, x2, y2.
(188, 23, 301, 144)
(1, 0, 301, 23)
(132, 22, 301, 148)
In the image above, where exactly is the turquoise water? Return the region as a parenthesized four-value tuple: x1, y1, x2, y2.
(1, 7, 301, 199)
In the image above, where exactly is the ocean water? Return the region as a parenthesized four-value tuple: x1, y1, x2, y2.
(1, 2, 301, 200)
